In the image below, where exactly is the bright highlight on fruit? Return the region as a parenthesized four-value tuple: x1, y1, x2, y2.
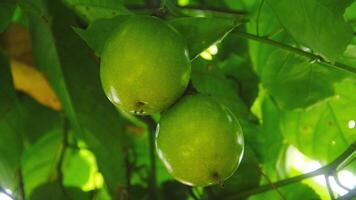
(156, 95, 244, 186)
(100, 16, 191, 115)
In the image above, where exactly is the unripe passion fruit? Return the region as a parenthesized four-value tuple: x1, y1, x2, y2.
(100, 16, 191, 115)
(156, 95, 244, 186)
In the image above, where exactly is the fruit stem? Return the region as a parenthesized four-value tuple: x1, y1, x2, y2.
(226, 142, 356, 199)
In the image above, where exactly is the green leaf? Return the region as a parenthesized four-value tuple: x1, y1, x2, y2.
(168, 17, 241, 60)
(280, 79, 356, 163)
(76, 16, 241, 60)
(338, 41, 356, 69)
(259, 96, 287, 181)
(63, 0, 131, 22)
(218, 53, 259, 107)
(74, 15, 131, 56)
(191, 59, 252, 119)
(248, 182, 320, 200)
(30, 182, 89, 200)
(21, 130, 63, 197)
(0, 53, 63, 197)
(62, 148, 91, 189)
(0, 52, 24, 192)
(19, 95, 62, 144)
(266, 0, 354, 60)
(21, 0, 129, 195)
(0, 2, 16, 33)
(245, 0, 292, 73)
(260, 49, 344, 109)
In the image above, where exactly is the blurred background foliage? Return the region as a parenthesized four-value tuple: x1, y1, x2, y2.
(0, 0, 355, 200)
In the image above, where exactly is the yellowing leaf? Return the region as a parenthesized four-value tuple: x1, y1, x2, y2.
(10, 59, 62, 111)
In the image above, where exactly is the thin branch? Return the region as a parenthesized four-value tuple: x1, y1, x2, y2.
(256, 0, 265, 36)
(325, 175, 336, 200)
(126, 4, 247, 19)
(259, 169, 286, 200)
(226, 142, 356, 199)
(124, 147, 131, 193)
(57, 118, 69, 196)
(336, 188, 356, 200)
(333, 170, 351, 191)
(337, 157, 355, 171)
(0, 188, 13, 199)
(18, 168, 25, 200)
(233, 31, 356, 74)
(141, 116, 157, 200)
(178, 5, 247, 16)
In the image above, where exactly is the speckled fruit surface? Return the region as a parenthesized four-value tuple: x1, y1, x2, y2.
(100, 15, 191, 115)
(156, 95, 244, 186)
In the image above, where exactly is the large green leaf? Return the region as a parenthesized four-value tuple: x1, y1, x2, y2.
(218, 53, 259, 107)
(0, 53, 63, 198)
(345, 1, 356, 20)
(75, 16, 241, 60)
(74, 15, 131, 56)
(20, 0, 129, 195)
(280, 79, 356, 163)
(0, 2, 16, 33)
(245, 0, 292, 74)
(266, 0, 354, 60)
(260, 49, 344, 109)
(63, 0, 131, 22)
(248, 182, 320, 200)
(19, 95, 62, 144)
(168, 17, 241, 60)
(21, 130, 63, 197)
(0, 52, 24, 193)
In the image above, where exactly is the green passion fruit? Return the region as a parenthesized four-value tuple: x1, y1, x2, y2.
(100, 15, 191, 115)
(156, 95, 244, 186)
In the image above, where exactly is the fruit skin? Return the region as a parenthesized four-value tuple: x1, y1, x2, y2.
(156, 95, 244, 187)
(100, 15, 191, 115)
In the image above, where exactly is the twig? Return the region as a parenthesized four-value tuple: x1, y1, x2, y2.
(18, 168, 25, 200)
(226, 142, 356, 199)
(178, 5, 247, 16)
(57, 118, 69, 197)
(233, 31, 356, 74)
(126, 4, 247, 18)
(0, 188, 13, 199)
(259, 169, 286, 200)
(256, 0, 264, 36)
(141, 116, 157, 200)
(124, 147, 131, 194)
(333, 170, 351, 191)
(336, 188, 356, 200)
(325, 175, 336, 200)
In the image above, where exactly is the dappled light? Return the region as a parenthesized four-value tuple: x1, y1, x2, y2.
(0, 0, 355, 199)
